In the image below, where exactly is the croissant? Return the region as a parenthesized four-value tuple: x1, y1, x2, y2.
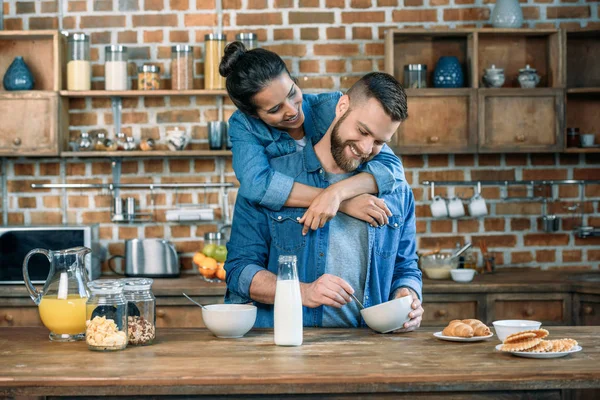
(442, 320, 474, 338)
(462, 319, 491, 337)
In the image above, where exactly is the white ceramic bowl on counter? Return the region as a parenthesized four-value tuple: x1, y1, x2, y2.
(450, 269, 476, 283)
(360, 295, 413, 333)
(202, 304, 257, 338)
(492, 319, 542, 342)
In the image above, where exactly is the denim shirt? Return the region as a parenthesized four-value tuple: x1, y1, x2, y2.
(224, 143, 422, 328)
(228, 92, 406, 210)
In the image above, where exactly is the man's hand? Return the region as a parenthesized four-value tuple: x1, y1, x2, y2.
(392, 287, 423, 333)
(298, 187, 342, 235)
(339, 194, 392, 227)
(300, 274, 354, 308)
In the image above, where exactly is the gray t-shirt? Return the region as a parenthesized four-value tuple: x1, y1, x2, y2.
(322, 171, 369, 327)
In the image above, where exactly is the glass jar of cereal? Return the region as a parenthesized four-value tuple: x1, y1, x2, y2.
(123, 278, 156, 346)
(85, 280, 128, 351)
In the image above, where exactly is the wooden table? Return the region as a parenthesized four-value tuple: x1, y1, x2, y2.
(0, 327, 599, 399)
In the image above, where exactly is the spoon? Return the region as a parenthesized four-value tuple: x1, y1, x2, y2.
(349, 292, 365, 310)
(183, 292, 207, 310)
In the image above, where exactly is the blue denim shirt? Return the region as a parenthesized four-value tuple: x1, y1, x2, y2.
(224, 143, 422, 328)
(228, 91, 405, 210)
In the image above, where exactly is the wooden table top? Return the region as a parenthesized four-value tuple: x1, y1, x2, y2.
(1, 326, 599, 397)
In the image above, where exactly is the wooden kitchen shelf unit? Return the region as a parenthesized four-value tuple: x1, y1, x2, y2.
(564, 29, 600, 153)
(59, 89, 228, 97)
(0, 31, 66, 157)
(385, 28, 564, 154)
(60, 150, 232, 158)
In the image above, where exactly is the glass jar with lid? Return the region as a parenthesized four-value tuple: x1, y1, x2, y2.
(105, 45, 128, 91)
(123, 278, 156, 346)
(85, 279, 128, 351)
(171, 45, 193, 90)
(403, 64, 427, 89)
(138, 64, 160, 90)
(67, 33, 91, 91)
(204, 33, 226, 90)
(235, 33, 257, 50)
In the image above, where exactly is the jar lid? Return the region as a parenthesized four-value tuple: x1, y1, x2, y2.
(519, 64, 536, 73)
(204, 232, 222, 241)
(205, 33, 227, 41)
(172, 45, 193, 53)
(122, 278, 154, 291)
(70, 33, 89, 42)
(138, 64, 160, 73)
(87, 279, 124, 294)
(484, 64, 504, 72)
(105, 45, 128, 53)
(404, 64, 427, 71)
(236, 33, 257, 40)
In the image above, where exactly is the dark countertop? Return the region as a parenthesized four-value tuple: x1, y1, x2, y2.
(0, 326, 598, 397)
(2, 271, 599, 302)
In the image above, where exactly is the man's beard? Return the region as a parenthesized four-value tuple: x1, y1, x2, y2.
(330, 113, 369, 172)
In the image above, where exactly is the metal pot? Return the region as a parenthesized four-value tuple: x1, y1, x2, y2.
(541, 215, 560, 233)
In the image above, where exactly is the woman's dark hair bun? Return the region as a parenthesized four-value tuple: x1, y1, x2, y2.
(219, 41, 247, 78)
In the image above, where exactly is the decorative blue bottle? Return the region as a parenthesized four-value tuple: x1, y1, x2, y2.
(3, 56, 35, 90)
(433, 56, 464, 88)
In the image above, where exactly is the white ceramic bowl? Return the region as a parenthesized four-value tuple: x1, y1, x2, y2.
(492, 319, 542, 342)
(201, 304, 257, 338)
(360, 295, 412, 333)
(450, 269, 476, 283)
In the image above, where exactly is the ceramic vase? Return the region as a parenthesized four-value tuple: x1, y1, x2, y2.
(433, 56, 464, 88)
(491, 0, 524, 28)
(3, 56, 35, 90)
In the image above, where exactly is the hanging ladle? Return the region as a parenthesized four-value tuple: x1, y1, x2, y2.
(183, 292, 207, 310)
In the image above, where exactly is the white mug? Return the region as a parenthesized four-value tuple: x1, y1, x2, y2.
(447, 197, 465, 218)
(468, 194, 488, 217)
(430, 196, 448, 218)
(580, 134, 595, 147)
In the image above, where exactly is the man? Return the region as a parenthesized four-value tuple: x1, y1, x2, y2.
(224, 72, 423, 331)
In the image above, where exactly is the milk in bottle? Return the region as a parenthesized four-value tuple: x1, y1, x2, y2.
(274, 255, 303, 346)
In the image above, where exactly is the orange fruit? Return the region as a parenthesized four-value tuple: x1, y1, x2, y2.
(215, 268, 226, 281)
(198, 257, 218, 279)
(193, 252, 206, 266)
(200, 257, 217, 270)
(217, 262, 224, 270)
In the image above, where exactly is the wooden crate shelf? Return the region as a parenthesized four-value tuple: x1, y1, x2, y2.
(59, 89, 228, 97)
(60, 150, 232, 158)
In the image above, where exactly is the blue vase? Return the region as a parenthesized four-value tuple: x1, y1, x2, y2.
(433, 56, 464, 88)
(3, 56, 35, 91)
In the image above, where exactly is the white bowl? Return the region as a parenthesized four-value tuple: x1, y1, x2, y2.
(451, 269, 476, 282)
(360, 295, 412, 333)
(201, 304, 257, 338)
(492, 319, 542, 342)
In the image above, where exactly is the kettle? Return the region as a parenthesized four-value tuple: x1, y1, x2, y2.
(109, 239, 180, 278)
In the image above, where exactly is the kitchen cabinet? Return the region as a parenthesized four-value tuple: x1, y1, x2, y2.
(574, 294, 600, 326)
(384, 28, 569, 154)
(0, 306, 43, 328)
(421, 293, 485, 326)
(486, 292, 572, 326)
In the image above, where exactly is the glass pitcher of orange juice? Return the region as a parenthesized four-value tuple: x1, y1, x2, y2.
(23, 246, 91, 341)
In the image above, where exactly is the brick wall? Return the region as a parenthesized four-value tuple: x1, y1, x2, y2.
(1, 0, 599, 272)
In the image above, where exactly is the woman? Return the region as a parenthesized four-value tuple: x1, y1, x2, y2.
(219, 42, 405, 232)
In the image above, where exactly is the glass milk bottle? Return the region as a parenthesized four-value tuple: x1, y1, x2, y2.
(105, 45, 128, 91)
(274, 255, 303, 346)
(67, 33, 91, 91)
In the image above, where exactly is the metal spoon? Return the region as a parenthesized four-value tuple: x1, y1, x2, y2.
(349, 292, 365, 310)
(183, 292, 207, 310)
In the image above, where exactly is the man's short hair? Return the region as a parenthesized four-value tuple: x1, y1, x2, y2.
(346, 72, 408, 122)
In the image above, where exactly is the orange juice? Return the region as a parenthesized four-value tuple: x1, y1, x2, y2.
(38, 295, 87, 335)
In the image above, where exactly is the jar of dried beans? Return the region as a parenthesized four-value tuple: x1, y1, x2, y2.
(123, 278, 156, 346)
(85, 280, 128, 351)
(171, 45, 193, 90)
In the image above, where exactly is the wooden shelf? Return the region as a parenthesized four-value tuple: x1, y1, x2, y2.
(563, 147, 600, 153)
(60, 150, 232, 158)
(59, 90, 227, 97)
(404, 88, 472, 97)
(567, 88, 600, 94)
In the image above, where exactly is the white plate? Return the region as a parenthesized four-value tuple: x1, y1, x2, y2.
(495, 344, 582, 358)
(433, 331, 494, 342)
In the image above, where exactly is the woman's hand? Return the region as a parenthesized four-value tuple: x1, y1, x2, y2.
(339, 194, 392, 227)
(300, 274, 354, 308)
(298, 186, 343, 235)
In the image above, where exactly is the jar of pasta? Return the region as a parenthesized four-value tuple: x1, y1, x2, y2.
(67, 33, 91, 91)
(85, 280, 128, 351)
(171, 45, 193, 90)
(204, 34, 226, 90)
(123, 278, 156, 346)
(138, 64, 160, 90)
